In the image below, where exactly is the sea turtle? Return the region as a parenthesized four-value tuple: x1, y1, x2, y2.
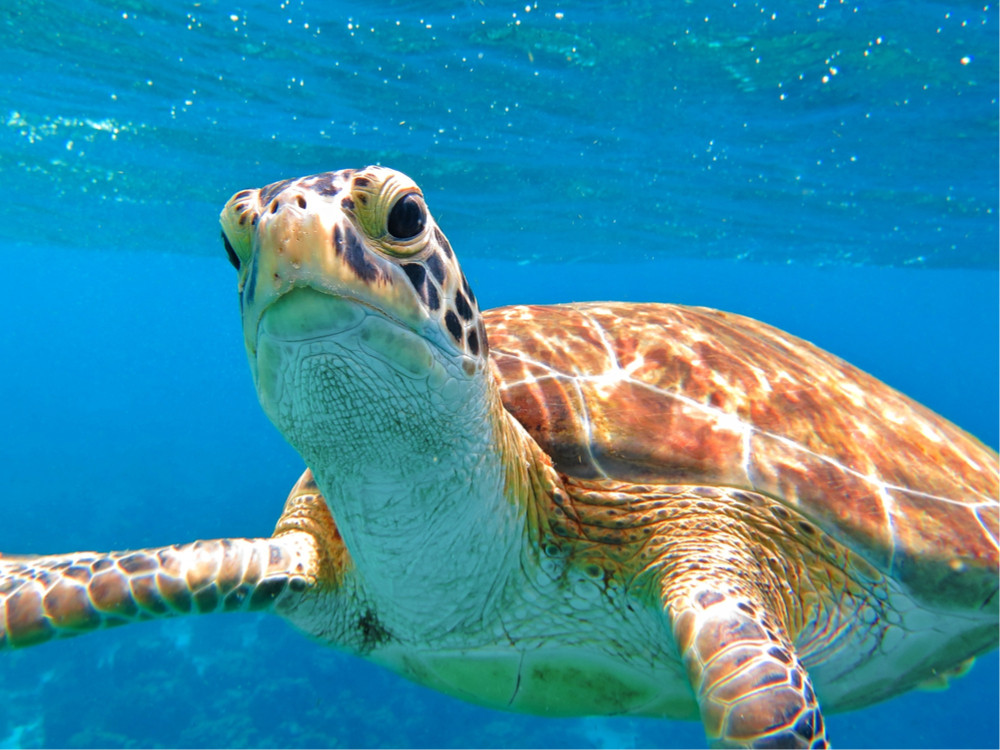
(1, 167, 997, 748)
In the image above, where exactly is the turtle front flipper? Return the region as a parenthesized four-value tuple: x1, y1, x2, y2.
(0, 470, 340, 651)
(650, 489, 830, 748)
(0, 535, 317, 650)
(664, 577, 826, 749)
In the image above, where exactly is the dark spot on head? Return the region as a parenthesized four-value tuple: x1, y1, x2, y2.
(251, 213, 259, 225)
(402, 262, 431, 308)
(455, 290, 473, 321)
(466, 329, 479, 356)
(444, 310, 462, 343)
(234, 203, 245, 212)
(357, 194, 368, 206)
(296, 195, 307, 209)
(426, 282, 440, 311)
(222, 233, 240, 270)
(460, 272, 477, 307)
(354, 176, 370, 187)
(258, 178, 294, 205)
(341, 196, 355, 211)
(434, 227, 454, 258)
(402, 262, 426, 293)
(737, 601, 756, 616)
(425, 252, 446, 284)
(312, 172, 341, 196)
(333, 224, 379, 283)
(270, 200, 279, 214)
(798, 521, 815, 535)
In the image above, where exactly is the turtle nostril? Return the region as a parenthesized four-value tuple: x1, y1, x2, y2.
(222, 232, 240, 270)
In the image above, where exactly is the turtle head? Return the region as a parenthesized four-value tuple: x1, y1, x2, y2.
(219, 167, 491, 482)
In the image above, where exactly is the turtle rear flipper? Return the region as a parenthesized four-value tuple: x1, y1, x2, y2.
(0, 472, 338, 651)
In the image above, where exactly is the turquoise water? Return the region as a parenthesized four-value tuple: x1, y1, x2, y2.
(1, 1, 997, 748)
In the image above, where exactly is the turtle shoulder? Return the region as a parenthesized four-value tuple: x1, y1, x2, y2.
(484, 302, 999, 607)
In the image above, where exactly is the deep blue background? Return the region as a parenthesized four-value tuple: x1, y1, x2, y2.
(1, 0, 997, 747)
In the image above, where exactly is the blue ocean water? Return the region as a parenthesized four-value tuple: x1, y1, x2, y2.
(1, 1, 997, 748)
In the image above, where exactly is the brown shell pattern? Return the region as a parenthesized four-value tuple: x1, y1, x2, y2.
(485, 302, 999, 607)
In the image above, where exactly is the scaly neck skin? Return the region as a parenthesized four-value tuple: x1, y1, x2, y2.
(258, 325, 537, 641)
(316, 384, 533, 641)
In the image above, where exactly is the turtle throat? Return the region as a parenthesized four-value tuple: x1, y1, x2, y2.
(254, 291, 524, 634)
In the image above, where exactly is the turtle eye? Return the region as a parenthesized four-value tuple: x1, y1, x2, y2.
(222, 232, 241, 270)
(386, 193, 426, 240)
